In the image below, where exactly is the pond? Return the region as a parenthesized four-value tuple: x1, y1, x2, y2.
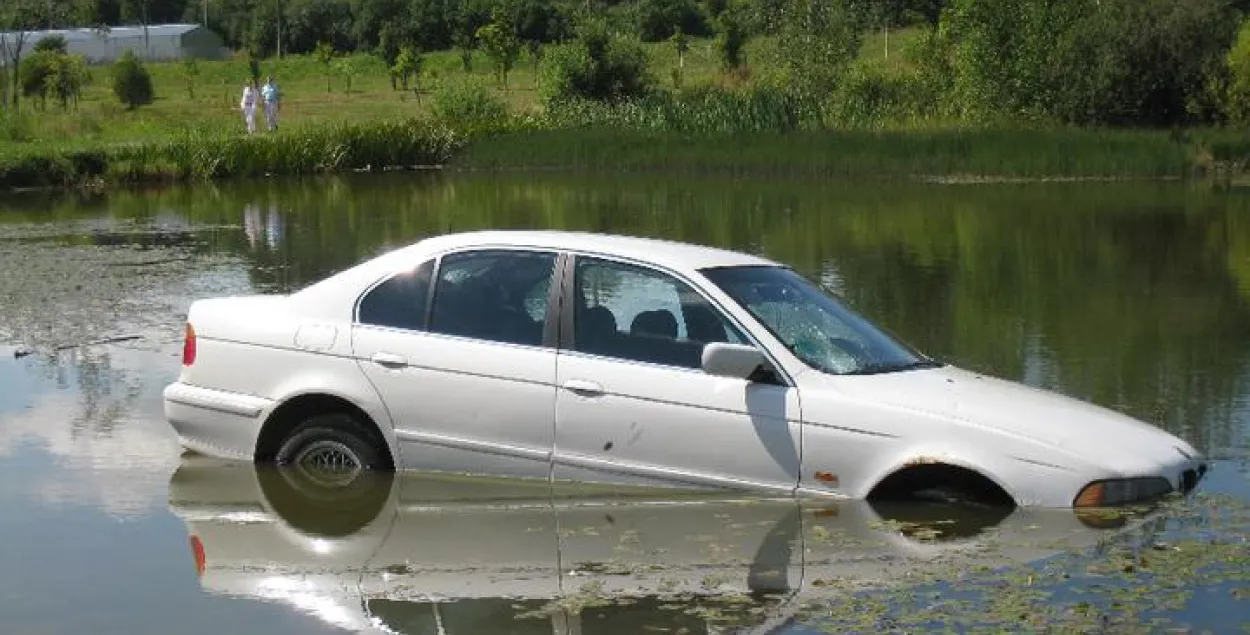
(0, 173, 1247, 634)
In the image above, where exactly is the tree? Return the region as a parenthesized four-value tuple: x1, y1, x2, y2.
(635, 0, 709, 42)
(391, 45, 423, 94)
(937, 0, 1238, 126)
(1226, 18, 1250, 124)
(181, 56, 200, 99)
(669, 27, 688, 87)
(111, 49, 154, 110)
(19, 52, 55, 109)
(48, 54, 90, 111)
(774, 0, 867, 99)
(313, 41, 336, 92)
(33, 35, 67, 54)
(715, 8, 746, 72)
(495, 0, 571, 61)
(538, 19, 654, 105)
(332, 56, 359, 93)
(0, 0, 69, 110)
(476, 21, 521, 89)
(120, 0, 152, 58)
(452, 0, 494, 72)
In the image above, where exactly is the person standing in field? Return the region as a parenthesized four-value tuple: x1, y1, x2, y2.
(262, 76, 281, 132)
(240, 80, 258, 135)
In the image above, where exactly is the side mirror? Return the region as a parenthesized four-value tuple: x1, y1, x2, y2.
(702, 342, 772, 381)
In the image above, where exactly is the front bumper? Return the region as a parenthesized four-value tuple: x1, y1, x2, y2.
(163, 382, 275, 462)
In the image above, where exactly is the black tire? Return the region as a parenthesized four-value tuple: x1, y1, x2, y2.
(274, 412, 390, 475)
(262, 412, 394, 537)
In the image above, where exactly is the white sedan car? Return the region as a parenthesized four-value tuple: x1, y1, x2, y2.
(164, 230, 1207, 508)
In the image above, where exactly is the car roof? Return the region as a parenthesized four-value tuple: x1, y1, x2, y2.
(401, 230, 781, 272)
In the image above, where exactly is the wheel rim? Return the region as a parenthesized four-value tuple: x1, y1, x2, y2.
(292, 439, 363, 487)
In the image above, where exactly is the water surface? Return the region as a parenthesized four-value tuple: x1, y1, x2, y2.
(1, 173, 1248, 634)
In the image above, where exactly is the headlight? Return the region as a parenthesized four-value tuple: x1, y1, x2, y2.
(1073, 477, 1173, 507)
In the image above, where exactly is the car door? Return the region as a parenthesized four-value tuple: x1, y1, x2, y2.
(551, 254, 802, 494)
(352, 248, 562, 480)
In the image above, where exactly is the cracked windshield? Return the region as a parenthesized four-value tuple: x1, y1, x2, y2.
(3, 1, 1250, 634)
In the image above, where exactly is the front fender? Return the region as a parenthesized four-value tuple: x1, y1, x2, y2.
(857, 442, 1095, 508)
(854, 445, 1019, 502)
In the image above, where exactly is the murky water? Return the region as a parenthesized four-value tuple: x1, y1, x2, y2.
(1, 173, 1248, 634)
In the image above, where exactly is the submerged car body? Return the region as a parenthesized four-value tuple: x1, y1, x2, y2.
(168, 457, 1169, 635)
(163, 230, 1207, 508)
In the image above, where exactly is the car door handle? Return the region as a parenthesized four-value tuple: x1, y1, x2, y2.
(370, 352, 408, 369)
(562, 379, 604, 396)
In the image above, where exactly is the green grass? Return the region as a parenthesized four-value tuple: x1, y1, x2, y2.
(451, 127, 1196, 179)
(0, 117, 463, 189)
(4, 28, 1250, 189)
(0, 47, 540, 152)
(1, 31, 928, 152)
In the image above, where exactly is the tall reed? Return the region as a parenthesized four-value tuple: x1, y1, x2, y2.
(0, 118, 464, 190)
(456, 127, 1193, 179)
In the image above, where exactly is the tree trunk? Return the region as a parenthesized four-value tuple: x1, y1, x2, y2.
(0, 64, 8, 112)
(8, 43, 25, 109)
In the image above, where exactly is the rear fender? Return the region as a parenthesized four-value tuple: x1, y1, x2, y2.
(265, 363, 401, 466)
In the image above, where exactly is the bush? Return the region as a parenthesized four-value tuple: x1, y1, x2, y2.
(766, 0, 866, 99)
(111, 50, 153, 110)
(826, 60, 935, 128)
(538, 21, 655, 106)
(429, 77, 511, 132)
(19, 51, 90, 111)
(33, 36, 67, 54)
(1227, 19, 1250, 125)
(19, 52, 56, 106)
(0, 112, 34, 143)
(715, 8, 747, 71)
(936, 0, 1239, 126)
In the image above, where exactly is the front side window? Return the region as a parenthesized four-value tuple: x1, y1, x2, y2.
(357, 260, 434, 330)
(574, 257, 746, 369)
(703, 265, 938, 376)
(428, 250, 556, 347)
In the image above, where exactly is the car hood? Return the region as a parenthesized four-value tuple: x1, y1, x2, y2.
(826, 365, 1199, 474)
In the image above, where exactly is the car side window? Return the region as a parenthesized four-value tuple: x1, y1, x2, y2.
(358, 260, 435, 330)
(428, 249, 557, 347)
(574, 257, 747, 369)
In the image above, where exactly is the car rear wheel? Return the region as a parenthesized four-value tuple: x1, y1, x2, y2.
(275, 413, 389, 481)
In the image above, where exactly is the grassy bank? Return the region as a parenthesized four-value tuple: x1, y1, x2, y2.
(0, 119, 464, 189)
(6, 27, 1248, 190)
(8, 121, 1250, 190)
(454, 127, 1200, 179)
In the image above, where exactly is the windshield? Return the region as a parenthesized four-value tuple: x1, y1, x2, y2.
(702, 266, 940, 376)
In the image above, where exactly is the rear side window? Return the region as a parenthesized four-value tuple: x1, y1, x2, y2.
(358, 260, 434, 330)
(428, 249, 557, 347)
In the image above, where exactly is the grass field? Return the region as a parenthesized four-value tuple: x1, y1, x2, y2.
(4, 28, 1250, 190)
(0, 30, 922, 151)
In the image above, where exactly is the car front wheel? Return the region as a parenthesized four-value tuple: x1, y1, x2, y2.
(275, 413, 389, 484)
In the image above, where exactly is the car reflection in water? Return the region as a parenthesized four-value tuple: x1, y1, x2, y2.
(168, 456, 1168, 635)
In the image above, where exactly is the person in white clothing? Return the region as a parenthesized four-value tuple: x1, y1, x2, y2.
(261, 76, 281, 132)
(240, 81, 258, 135)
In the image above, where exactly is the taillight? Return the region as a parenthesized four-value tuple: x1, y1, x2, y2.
(182, 323, 197, 366)
(189, 535, 206, 577)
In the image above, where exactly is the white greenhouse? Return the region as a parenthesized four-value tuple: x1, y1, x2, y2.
(0, 24, 230, 65)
